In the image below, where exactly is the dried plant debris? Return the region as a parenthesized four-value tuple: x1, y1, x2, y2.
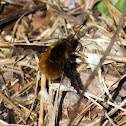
(0, 0, 126, 125)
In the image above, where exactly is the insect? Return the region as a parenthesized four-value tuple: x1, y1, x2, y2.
(39, 31, 84, 94)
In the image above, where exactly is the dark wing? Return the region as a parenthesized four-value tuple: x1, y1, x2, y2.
(61, 59, 83, 94)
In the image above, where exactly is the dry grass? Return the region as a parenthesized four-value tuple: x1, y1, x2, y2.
(0, 0, 126, 126)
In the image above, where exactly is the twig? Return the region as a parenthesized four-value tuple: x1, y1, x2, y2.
(85, 92, 126, 112)
(68, 0, 126, 125)
(105, 112, 117, 126)
(0, 4, 46, 26)
(0, 42, 47, 54)
(11, 80, 35, 99)
(38, 74, 46, 126)
(25, 72, 40, 120)
(1, 68, 34, 80)
(11, 12, 27, 42)
(108, 99, 126, 117)
(0, 92, 24, 116)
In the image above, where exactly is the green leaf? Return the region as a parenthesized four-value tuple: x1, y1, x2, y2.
(115, 0, 125, 12)
(96, 0, 125, 18)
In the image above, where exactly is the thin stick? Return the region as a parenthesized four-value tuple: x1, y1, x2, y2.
(11, 80, 35, 99)
(0, 92, 24, 116)
(38, 74, 46, 126)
